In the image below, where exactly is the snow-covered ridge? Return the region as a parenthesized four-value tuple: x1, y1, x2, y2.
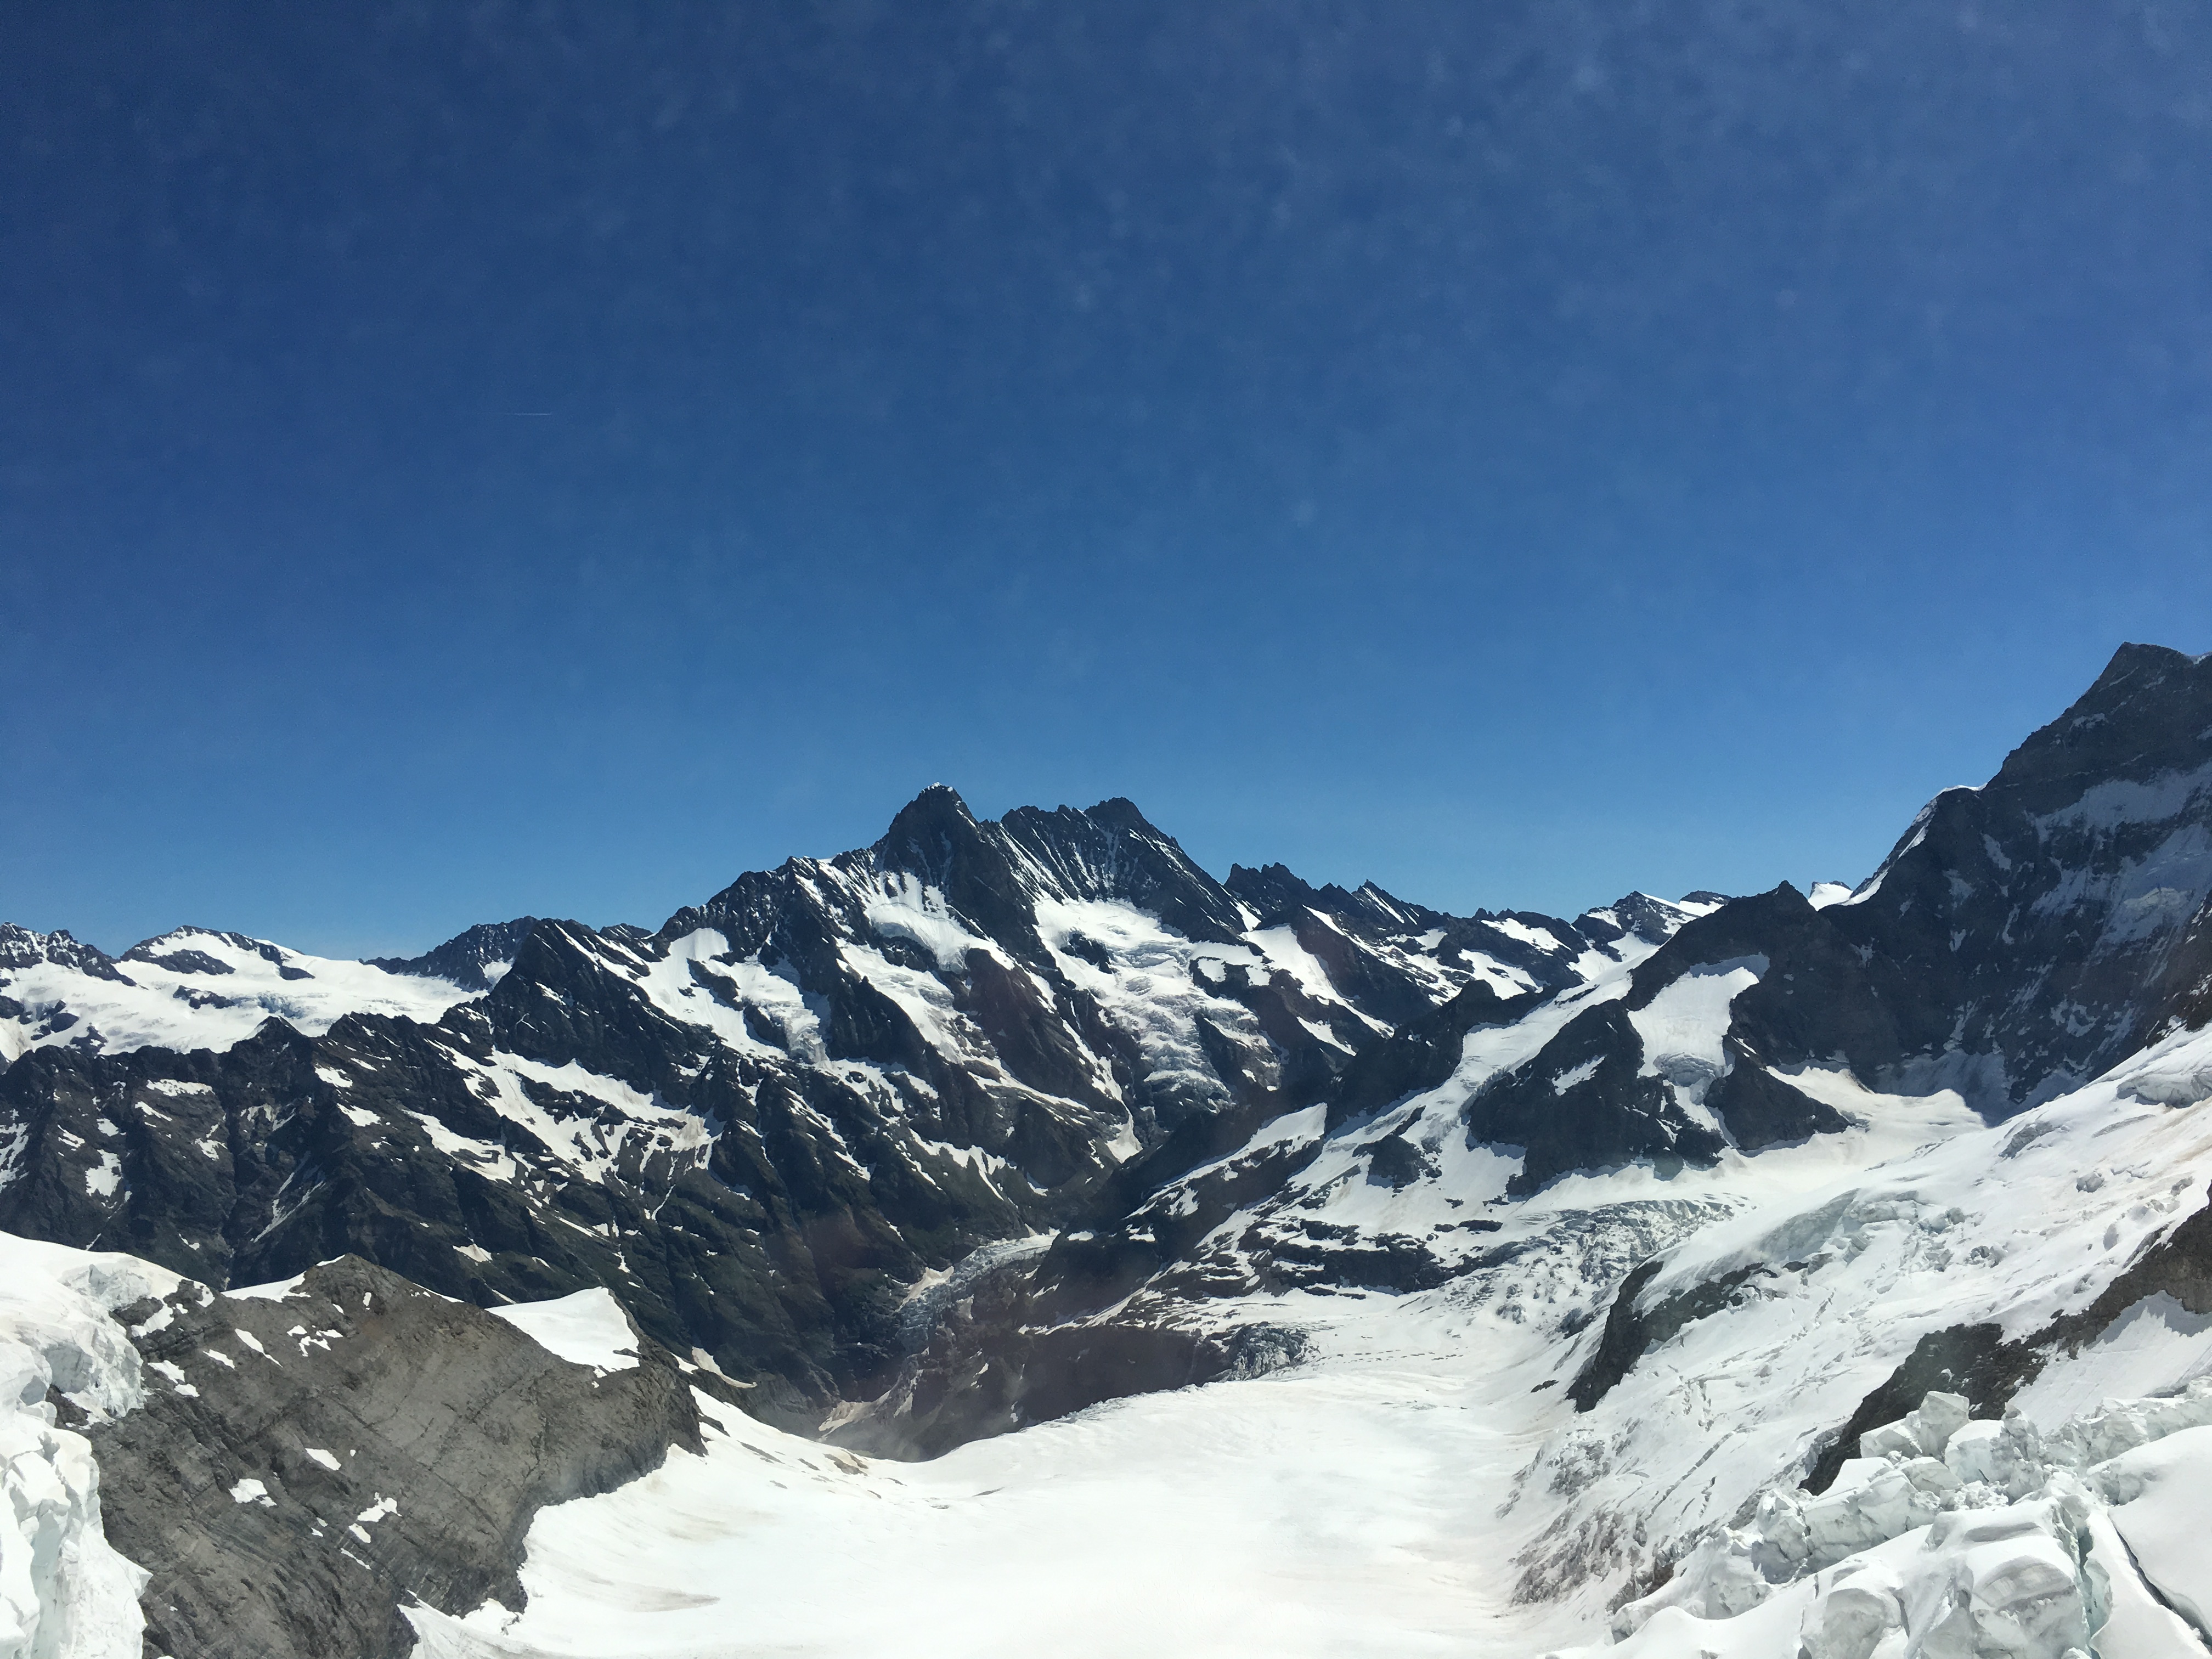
(0, 923, 482, 1064)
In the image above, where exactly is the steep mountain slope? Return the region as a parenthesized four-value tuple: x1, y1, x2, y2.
(1820, 641, 2212, 1108)
(0, 1234, 706, 1659)
(902, 644, 2212, 1455)
(97, 1260, 701, 1659)
(0, 788, 1618, 1430)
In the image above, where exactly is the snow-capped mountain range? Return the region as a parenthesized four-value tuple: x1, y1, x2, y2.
(1, 641, 2210, 1658)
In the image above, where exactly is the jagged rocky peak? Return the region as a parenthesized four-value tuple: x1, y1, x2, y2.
(365, 916, 540, 990)
(0, 923, 129, 981)
(1465, 640, 2212, 1149)
(1819, 640, 2212, 1108)
(999, 795, 1251, 944)
(661, 785, 1250, 969)
(1223, 860, 1375, 924)
(1985, 639, 2212, 812)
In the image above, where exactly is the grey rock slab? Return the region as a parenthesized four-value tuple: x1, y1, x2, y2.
(92, 1256, 701, 1659)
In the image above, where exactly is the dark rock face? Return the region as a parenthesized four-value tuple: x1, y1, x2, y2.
(1822, 644, 2212, 1108)
(825, 1240, 1302, 1460)
(366, 917, 541, 990)
(1464, 1001, 1727, 1196)
(1703, 1048, 1849, 1150)
(93, 1256, 701, 1659)
(1322, 979, 1542, 1131)
(1566, 1259, 1781, 1413)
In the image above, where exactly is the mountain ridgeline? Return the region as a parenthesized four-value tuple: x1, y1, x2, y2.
(1, 643, 2210, 1464)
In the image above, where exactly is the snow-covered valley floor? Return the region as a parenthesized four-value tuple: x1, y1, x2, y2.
(413, 1351, 1547, 1659)
(403, 1093, 2009, 1659)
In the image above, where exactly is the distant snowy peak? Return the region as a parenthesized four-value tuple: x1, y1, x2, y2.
(1577, 890, 1728, 950)
(0, 923, 130, 981)
(0, 922, 483, 1063)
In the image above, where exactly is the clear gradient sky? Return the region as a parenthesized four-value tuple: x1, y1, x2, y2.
(5, 3, 2212, 957)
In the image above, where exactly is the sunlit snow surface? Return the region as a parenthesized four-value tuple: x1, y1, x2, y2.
(488, 1289, 640, 1375)
(404, 1108, 1989, 1657)
(0, 926, 480, 1062)
(410, 1336, 1545, 1659)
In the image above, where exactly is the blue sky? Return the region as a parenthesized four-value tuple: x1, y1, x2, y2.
(5, 2, 2211, 957)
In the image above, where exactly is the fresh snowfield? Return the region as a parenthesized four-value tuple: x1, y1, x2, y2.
(488, 1289, 641, 1375)
(386, 1280, 1605, 1648)
(410, 1358, 1540, 1659)
(0, 926, 480, 1062)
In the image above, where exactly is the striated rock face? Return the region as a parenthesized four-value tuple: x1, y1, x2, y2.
(91, 1256, 702, 1659)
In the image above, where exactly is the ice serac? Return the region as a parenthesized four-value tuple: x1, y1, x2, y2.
(0, 1233, 175, 1659)
(1593, 1381, 2212, 1659)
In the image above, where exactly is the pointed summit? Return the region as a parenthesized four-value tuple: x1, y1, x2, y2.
(1987, 641, 2212, 814)
(877, 783, 981, 862)
(872, 784, 1041, 952)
